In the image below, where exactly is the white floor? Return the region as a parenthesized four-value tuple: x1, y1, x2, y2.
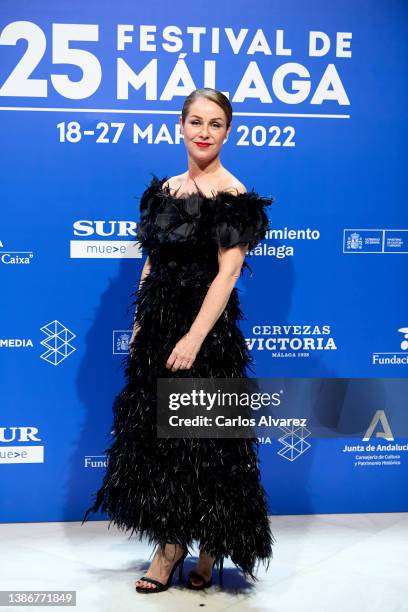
(1, 512, 407, 612)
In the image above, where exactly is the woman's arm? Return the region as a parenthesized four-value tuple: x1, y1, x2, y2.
(165, 244, 248, 371)
(129, 255, 151, 348)
(190, 244, 248, 338)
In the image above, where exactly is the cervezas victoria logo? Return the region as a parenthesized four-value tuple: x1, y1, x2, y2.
(248, 323, 336, 359)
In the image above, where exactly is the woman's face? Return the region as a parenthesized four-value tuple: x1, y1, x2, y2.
(180, 98, 231, 162)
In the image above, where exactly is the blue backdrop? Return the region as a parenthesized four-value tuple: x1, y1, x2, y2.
(1, 0, 407, 523)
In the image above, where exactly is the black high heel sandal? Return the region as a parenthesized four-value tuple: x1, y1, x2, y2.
(186, 555, 224, 590)
(135, 546, 188, 594)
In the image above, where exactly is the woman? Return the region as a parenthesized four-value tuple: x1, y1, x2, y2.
(82, 87, 276, 593)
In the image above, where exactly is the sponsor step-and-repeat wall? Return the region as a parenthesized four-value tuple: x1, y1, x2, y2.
(1, 1, 407, 522)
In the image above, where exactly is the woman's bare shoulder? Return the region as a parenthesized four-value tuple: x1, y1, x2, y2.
(221, 171, 247, 195)
(162, 174, 186, 192)
(162, 171, 246, 196)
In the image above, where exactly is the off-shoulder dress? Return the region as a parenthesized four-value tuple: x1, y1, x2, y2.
(82, 174, 276, 580)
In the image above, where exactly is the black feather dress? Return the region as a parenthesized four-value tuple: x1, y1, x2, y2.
(81, 174, 276, 580)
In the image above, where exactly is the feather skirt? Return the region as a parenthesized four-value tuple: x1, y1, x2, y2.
(81, 175, 277, 580)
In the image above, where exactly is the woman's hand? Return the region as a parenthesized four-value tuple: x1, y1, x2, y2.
(165, 330, 205, 371)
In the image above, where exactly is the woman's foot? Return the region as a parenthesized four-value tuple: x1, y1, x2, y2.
(188, 549, 216, 587)
(135, 543, 185, 590)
